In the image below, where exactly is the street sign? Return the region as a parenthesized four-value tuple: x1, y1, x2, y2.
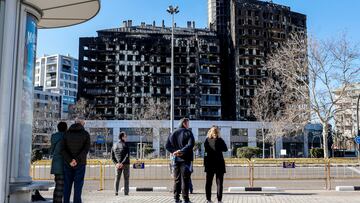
(355, 136, 360, 144)
(283, 161, 295, 168)
(96, 135, 105, 144)
(133, 162, 145, 169)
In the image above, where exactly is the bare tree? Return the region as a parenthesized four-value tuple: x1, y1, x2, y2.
(134, 98, 170, 158)
(252, 74, 309, 158)
(265, 33, 360, 158)
(251, 78, 276, 158)
(97, 117, 111, 156)
(68, 97, 96, 119)
(68, 98, 114, 158)
(135, 98, 170, 120)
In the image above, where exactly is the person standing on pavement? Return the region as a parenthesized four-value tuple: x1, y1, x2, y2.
(166, 118, 195, 203)
(61, 118, 90, 203)
(204, 126, 228, 203)
(111, 131, 130, 196)
(50, 121, 67, 203)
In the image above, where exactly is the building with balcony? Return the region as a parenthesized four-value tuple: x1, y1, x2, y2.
(35, 54, 79, 118)
(208, 0, 307, 120)
(334, 83, 360, 138)
(33, 87, 62, 150)
(78, 20, 222, 120)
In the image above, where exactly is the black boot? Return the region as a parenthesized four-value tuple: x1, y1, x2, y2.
(31, 190, 46, 202)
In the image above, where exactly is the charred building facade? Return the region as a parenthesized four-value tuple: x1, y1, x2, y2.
(78, 21, 221, 120)
(209, 0, 306, 120)
(208, 0, 236, 121)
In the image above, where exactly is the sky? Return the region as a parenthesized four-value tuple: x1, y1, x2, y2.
(37, 0, 360, 58)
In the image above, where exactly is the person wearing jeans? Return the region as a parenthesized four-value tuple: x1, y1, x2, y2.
(61, 118, 90, 203)
(63, 164, 86, 203)
(50, 122, 67, 203)
(204, 126, 228, 203)
(111, 132, 130, 196)
(166, 118, 195, 203)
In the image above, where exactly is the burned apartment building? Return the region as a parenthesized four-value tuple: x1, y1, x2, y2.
(78, 20, 221, 120)
(208, 0, 307, 120)
(208, 0, 235, 121)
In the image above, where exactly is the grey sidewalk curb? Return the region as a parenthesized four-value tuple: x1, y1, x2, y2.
(228, 187, 278, 192)
(335, 186, 360, 191)
(121, 187, 168, 192)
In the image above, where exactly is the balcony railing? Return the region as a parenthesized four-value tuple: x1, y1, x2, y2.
(201, 101, 221, 106)
(201, 112, 220, 116)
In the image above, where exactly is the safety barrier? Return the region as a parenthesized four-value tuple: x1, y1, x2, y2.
(31, 158, 360, 191)
(32, 160, 104, 190)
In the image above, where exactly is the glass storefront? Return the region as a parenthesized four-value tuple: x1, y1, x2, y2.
(283, 142, 305, 158)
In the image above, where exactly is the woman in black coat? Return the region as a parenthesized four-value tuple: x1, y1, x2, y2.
(204, 126, 228, 203)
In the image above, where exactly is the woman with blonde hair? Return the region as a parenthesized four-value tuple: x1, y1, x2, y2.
(204, 126, 228, 203)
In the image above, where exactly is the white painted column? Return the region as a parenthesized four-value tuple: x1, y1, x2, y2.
(153, 127, 160, 157)
(191, 128, 200, 157)
(275, 137, 283, 158)
(303, 132, 309, 158)
(220, 127, 231, 157)
(192, 127, 199, 141)
(248, 128, 257, 147)
(0, 1, 18, 202)
(113, 127, 120, 143)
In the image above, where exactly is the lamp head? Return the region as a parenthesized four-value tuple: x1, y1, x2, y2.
(167, 5, 180, 14)
(167, 5, 173, 14)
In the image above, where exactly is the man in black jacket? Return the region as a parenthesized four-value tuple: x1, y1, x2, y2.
(61, 118, 90, 203)
(166, 118, 195, 203)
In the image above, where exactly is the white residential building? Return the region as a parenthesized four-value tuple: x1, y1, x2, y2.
(33, 87, 62, 149)
(334, 83, 360, 138)
(35, 54, 78, 118)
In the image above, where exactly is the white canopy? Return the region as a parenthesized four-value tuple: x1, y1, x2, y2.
(24, 0, 100, 29)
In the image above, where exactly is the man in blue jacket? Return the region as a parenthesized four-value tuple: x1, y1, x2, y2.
(166, 118, 195, 203)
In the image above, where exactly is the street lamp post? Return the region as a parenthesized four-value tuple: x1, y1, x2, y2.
(167, 5, 179, 134)
(356, 94, 360, 157)
(357, 94, 360, 137)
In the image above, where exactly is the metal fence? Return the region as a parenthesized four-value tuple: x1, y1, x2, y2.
(31, 160, 104, 190)
(31, 158, 360, 191)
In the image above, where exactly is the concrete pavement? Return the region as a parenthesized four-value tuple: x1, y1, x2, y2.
(38, 189, 360, 203)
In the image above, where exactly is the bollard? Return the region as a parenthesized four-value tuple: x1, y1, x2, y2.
(327, 159, 331, 190)
(247, 159, 251, 187)
(32, 163, 35, 179)
(324, 159, 331, 190)
(99, 160, 104, 191)
(247, 159, 254, 187)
